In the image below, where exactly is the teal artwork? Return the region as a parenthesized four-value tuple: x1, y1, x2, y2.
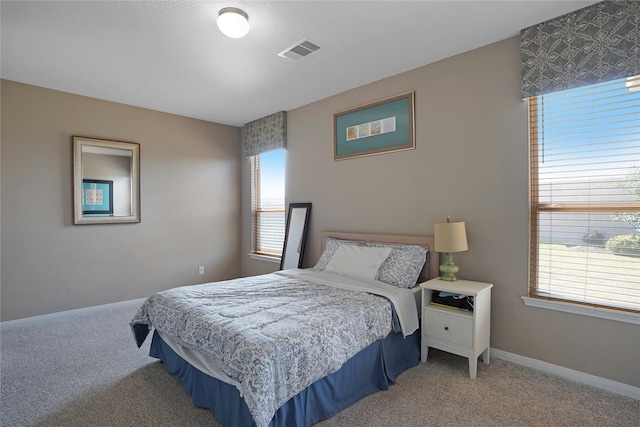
(82, 179, 113, 215)
(334, 91, 414, 160)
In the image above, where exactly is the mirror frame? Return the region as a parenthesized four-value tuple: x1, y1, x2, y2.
(280, 203, 312, 270)
(73, 136, 141, 225)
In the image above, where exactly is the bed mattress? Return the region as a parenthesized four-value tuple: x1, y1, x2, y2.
(155, 283, 422, 385)
(131, 270, 420, 427)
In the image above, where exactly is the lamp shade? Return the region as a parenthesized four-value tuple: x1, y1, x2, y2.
(434, 220, 468, 253)
(217, 7, 249, 38)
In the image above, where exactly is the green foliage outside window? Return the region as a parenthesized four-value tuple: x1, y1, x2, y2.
(608, 167, 640, 256)
(611, 167, 640, 229)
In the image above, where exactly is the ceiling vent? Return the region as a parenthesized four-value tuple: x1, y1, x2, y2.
(278, 39, 322, 61)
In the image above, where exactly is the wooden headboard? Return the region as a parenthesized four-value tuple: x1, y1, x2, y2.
(319, 231, 440, 283)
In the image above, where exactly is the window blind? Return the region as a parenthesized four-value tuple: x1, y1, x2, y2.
(529, 75, 640, 312)
(250, 154, 285, 257)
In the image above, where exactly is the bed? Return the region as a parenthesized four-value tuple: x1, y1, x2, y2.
(131, 231, 439, 427)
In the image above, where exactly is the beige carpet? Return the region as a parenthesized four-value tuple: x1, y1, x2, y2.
(1, 300, 638, 427)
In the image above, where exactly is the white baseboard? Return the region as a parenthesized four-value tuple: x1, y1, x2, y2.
(491, 348, 640, 400)
(0, 298, 146, 331)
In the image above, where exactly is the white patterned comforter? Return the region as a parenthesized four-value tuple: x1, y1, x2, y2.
(130, 269, 418, 427)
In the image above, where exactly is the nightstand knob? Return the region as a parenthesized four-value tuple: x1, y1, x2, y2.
(444, 326, 449, 331)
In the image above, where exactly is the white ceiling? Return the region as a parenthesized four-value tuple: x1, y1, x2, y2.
(1, 1, 597, 127)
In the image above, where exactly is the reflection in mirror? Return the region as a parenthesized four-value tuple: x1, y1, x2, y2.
(73, 136, 140, 224)
(280, 203, 312, 270)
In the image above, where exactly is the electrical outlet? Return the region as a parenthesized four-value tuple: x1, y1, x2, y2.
(198, 266, 204, 275)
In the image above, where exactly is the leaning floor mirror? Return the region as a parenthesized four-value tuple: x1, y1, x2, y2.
(280, 203, 312, 270)
(73, 136, 141, 224)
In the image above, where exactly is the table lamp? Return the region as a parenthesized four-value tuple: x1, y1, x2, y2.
(434, 217, 468, 281)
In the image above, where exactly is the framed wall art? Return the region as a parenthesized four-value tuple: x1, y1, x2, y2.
(82, 179, 114, 215)
(334, 91, 415, 160)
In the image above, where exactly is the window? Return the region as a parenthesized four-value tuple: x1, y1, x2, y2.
(528, 75, 640, 313)
(250, 149, 285, 258)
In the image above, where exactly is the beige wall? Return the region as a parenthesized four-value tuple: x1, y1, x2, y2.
(241, 37, 639, 388)
(2, 35, 637, 389)
(1, 80, 242, 321)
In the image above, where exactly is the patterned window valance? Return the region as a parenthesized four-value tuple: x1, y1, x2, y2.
(521, 0, 640, 98)
(242, 111, 287, 158)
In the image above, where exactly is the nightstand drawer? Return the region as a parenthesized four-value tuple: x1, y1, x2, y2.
(422, 310, 473, 347)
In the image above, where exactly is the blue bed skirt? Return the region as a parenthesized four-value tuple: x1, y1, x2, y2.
(149, 329, 420, 427)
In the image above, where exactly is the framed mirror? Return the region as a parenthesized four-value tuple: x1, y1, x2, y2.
(280, 203, 312, 270)
(73, 136, 140, 224)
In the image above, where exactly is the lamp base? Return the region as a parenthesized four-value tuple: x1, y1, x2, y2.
(439, 252, 459, 281)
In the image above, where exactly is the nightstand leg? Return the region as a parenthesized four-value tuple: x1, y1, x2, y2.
(468, 357, 478, 379)
(421, 344, 429, 363)
(482, 347, 490, 364)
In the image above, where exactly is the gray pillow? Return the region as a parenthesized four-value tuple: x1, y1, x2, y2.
(315, 238, 427, 288)
(368, 244, 427, 288)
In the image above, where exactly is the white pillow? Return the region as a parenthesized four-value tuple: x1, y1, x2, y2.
(313, 238, 362, 271)
(324, 244, 392, 280)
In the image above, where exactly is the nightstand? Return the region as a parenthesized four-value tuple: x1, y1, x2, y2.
(420, 278, 493, 379)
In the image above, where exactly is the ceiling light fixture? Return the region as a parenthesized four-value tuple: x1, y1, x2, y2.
(217, 7, 249, 39)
